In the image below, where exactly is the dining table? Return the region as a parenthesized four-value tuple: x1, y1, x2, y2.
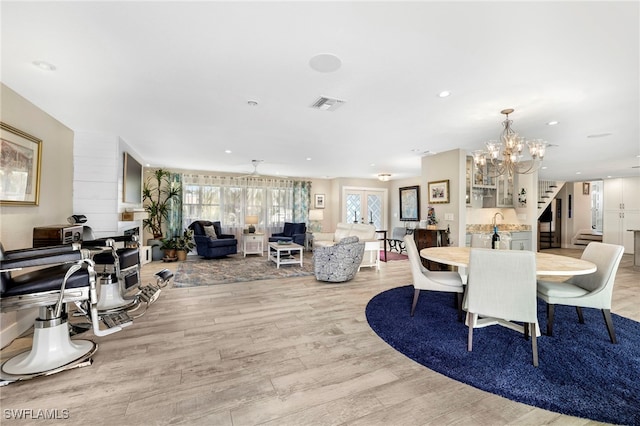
(420, 246, 597, 282)
(419, 246, 598, 336)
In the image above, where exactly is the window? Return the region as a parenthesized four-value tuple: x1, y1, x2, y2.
(181, 175, 309, 238)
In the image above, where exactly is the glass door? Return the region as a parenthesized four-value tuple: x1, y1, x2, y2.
(343, 188, 386, 230)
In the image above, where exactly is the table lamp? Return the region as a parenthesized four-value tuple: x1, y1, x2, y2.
(245, 215, 259, 233)
(309, 209, 324, 232)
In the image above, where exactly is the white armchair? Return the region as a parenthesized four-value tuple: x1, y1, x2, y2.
(404, 235, 464, 318)
(537, 242, 624, 343)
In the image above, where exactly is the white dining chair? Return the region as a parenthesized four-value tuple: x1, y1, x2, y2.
(404, 235, 464, 319)
(537, 242, 624, 343)
(464, 248, 539, 366)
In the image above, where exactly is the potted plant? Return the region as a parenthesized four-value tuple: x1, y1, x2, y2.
(174, 229, 195, 261)
(160, 237, 177, 260)
(142, 169, 181, 240)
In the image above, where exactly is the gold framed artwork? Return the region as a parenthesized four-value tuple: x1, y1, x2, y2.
(1, 122, 42, 206)
(583, 182, 590, 195)
(428, 179, 450, 204)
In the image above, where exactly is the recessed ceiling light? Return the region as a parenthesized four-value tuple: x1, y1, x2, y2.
(547, 120, 559, 126)
(576, 171, 582, 174)
(309, 53, 342, 73)
(541, 166, 548, 170)
(33, 60, 56, 71)
(438, 91, 451, 98)
(370, 163, 376, 167)
(306, 157, 312, 161)
(225, 150, 232, 154)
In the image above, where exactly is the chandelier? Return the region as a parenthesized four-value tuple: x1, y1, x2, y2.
(472, 108, 548, 177)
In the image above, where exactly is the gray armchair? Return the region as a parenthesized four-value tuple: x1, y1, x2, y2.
(313, 236, 365, 283)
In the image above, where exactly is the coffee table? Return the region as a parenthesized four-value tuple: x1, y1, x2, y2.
(268, 242, 303, 268)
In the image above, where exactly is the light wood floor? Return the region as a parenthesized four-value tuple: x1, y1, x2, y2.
(1, 248, 638, 425)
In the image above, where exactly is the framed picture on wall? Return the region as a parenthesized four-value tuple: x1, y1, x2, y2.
(399, 185, 420, 221)
(583, 182, 590, 195)
(0, 122, 42, 206)
(314, 193, 325, 209)
(428, 180, 450, 204)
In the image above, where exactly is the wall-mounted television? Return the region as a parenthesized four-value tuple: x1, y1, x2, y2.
(123, 152, 142, 204)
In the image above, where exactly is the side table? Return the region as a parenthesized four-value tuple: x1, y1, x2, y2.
(243, 233, 264, 257)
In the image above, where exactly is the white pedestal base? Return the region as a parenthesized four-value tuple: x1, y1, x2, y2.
(2, 323, 95, 376)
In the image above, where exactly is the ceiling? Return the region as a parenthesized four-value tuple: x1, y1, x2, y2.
(2, 1, 639, 183)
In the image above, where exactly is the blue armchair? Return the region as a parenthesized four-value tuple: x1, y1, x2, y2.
(188, 221, 238, 259)
(269, 222, 306, 246)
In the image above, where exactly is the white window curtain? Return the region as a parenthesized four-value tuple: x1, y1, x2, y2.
(181, 174, 310, 241)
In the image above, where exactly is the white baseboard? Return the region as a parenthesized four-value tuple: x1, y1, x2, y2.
(0, 310, 37, 349)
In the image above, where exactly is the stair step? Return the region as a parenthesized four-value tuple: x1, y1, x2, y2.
(574, 239, 594, 246)
(577, 234, 603, 241)
(541, 195, 550, 199)
(549, 185, 558, 188)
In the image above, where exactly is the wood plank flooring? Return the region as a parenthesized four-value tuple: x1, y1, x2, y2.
(1, 248, 637, 425)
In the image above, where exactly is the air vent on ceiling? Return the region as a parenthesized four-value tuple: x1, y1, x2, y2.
(311, 96, 346, 111)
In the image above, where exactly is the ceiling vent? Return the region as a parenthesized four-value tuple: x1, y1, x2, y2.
(311, 96, 346, 111)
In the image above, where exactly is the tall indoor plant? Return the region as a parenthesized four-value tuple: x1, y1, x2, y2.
(142, 169, 181, 239)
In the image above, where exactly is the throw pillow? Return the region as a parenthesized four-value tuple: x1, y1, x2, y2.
(336, 236, 359, 245)
(203, 225, 217, 239)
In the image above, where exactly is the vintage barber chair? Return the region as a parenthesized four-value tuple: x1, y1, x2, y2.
(81, 235, 172, 324)
(0, 243, 124, 385)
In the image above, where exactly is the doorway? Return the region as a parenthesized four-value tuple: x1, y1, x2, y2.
(342, 187, 387, 230)
(539, 199, 562, 249)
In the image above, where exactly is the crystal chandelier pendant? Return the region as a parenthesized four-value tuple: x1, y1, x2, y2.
(473, 109, 548, 178)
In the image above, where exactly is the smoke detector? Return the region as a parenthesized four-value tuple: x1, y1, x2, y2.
(311, 96, 346, 111)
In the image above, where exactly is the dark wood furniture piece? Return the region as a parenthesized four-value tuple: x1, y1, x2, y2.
(413, 228, 450, 270)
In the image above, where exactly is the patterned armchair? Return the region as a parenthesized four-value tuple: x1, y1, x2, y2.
(313, 236, 365, 283)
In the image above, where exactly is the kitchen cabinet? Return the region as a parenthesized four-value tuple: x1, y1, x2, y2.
(510, 231, 532, 251)
(603, 177, 640, 254)
(467, 157, 515, 208)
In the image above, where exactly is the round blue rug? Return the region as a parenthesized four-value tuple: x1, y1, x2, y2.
(365, 285, 640, 425)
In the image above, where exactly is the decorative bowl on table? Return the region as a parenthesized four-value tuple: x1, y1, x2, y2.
(277, 240, 292, 245)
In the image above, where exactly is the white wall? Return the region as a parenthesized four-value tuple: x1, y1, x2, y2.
(0, 83, 75, 347)
(422, 149, 466, 246)
(73, 133, 145, 238)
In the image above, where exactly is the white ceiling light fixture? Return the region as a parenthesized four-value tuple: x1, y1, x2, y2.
(438, 91, 451, 98)
(472, 108, 549, 177)
(378, 173, 391, 181)
(547, 120, 559, 126)
(33, 60, 56, 71)
(309, 53, 342, 73)
(311, 96, 346, 112)
(587, 132, 613, 138)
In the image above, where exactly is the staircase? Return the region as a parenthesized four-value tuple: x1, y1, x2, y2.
(537, 180, 564, 219)
(572, 229, 603, 247)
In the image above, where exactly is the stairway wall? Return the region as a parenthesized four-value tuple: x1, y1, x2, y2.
(558, 182, 592, 248)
